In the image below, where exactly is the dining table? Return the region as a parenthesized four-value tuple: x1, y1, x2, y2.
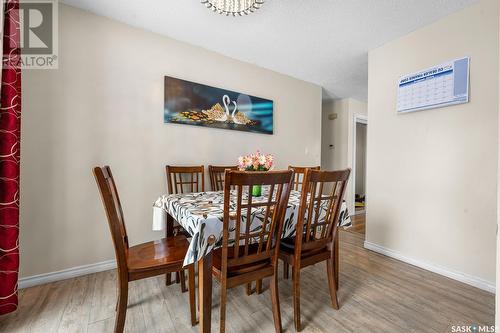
(153, 189, 351, 333)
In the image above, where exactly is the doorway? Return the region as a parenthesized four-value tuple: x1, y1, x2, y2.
(351, 116, 367, 235)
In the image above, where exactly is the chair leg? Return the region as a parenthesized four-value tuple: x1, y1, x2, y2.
(270, 272, 282, 333)
(115, 280, 128, 333)
(292, 266, 301, 331)
(175, 271, 181, 284)
(256, 279, 263, 294)
(283, 262, 289, 279)
(334, 233, 339, 290)
(188, 265, 197, 326)
(327, 258, 339, 310)
(246, 283, 252, 295)
(166, 272, 172, 285)
(220, 285, 227, 333)
(180, 269, 187, 293)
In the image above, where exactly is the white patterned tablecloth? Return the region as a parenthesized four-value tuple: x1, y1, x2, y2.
(153, 190, 350, 266)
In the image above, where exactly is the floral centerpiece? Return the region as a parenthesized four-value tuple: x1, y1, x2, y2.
(238, 151, 274, 196)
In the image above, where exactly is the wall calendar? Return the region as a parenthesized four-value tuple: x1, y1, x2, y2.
(397, 57, 470, 114)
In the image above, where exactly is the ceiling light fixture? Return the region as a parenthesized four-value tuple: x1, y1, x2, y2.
(200, 0, 265, 16)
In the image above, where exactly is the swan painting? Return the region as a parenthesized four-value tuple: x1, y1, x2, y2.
(223, 95, 235, 122)
(230, 102, 252, 125)
(202, 102, 227, 122)
(203, 95, 252, 125)
(202, 95, 232, 122)
(165, 76, 273, 134)
(225, 95, 251, 125)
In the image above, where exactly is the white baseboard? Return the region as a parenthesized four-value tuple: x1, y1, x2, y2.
(19, 243, 496, 294)
(363, 241, 495, 294)
(19, 259, 116, 289)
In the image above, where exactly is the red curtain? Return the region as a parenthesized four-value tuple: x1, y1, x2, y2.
(0, 0, 21, 315)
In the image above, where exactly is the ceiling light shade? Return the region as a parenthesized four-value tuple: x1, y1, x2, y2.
(201, 0, 265, 16)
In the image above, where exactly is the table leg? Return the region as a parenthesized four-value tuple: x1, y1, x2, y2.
(166, 213, 174, 285)
(198, 252, 213, 333)
(334, 231, 339, 291)
(166, 213, 174, 237)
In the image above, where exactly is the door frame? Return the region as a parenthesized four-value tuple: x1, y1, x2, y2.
(351, 114, 368, 216)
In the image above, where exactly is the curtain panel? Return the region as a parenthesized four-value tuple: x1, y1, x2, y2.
(0, 0, 21, 315)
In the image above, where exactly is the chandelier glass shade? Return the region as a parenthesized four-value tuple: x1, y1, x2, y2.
(200, 0, 265, 16)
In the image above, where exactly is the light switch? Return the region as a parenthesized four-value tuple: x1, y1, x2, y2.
(328, 113, 337, 120)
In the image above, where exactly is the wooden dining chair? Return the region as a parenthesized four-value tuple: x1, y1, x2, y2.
(211, 170, 293, 333)
(279, 168, 350, 331)
(208, 165, 238, 191)
(165, 165, 205, 285)
(166, 165, 205, 194)
(288, 165, 320, 191)
(93, 166, 197, 333)
(282, 165, 321, 280)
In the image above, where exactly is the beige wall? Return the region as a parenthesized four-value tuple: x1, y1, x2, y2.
(321, 98, 367, 214)
(321, 99, 349, 171)
(19, 4, 322, 278)
(367, 0, 498, 290)
(355, 123, 367, 196)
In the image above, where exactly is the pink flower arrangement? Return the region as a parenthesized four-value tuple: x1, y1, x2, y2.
(238, 151, 274, 171)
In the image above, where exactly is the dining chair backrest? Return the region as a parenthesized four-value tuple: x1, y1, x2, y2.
(221, 170, 293, 273)
(166, 165, 205, 194)
(93, 166, 129, 272)
(288, 165, 320, 191)
(208, 165, 238, 191)
(294, 169, 351, 253)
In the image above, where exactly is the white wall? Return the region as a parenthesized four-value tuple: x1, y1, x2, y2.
(366, 0, 498, 291)
(321, 98, 367, 214)
(19, 4, 322, 278)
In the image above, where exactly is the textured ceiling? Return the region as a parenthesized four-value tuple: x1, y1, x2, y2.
(62, 0, 477, 101)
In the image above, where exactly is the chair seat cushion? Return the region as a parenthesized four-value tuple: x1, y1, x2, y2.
(212, 244, 272, 276)
(280, 237, 328, 256)
(127, 235, 189, 272)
